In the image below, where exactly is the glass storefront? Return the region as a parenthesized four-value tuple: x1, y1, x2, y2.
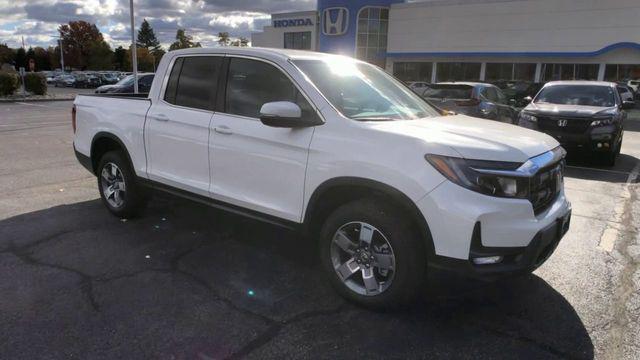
(392, 62, 433, 83)
(356, 7, 390, 67)
(436, 62, 481, 82)
(485, 63, 536, 82)
(540, 63, 599, 81)
(284, 32, 312, 50)
(604, 64, 640, 81)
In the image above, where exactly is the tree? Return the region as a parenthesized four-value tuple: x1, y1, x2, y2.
(58, 20, 112, 70)
(0, 44, 15, 66)
(136, 19, 161, 52)
(230, 37, 249, 47)
(48, 46, 60, 70)
(217, 32, 230, 47)
(87, 42, 113, 70)
(15, 48, 27, 69)
(169, 29, 201, 51)
(32, 47, 51, 71)
(113, 46, 128, 71)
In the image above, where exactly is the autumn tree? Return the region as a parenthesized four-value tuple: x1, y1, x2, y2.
(169, 29, 201, 51)
(0, 44, 14, 65)
(58, 20, 111, 70)
(15, 48, 27, 69)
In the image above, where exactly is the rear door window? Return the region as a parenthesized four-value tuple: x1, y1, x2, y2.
(164, 56, 222, 111)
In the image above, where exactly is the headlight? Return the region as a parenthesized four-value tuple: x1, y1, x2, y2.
(519, 112, 537, 123)
(425, 155, 529, 198)
(590, 116, 614, 127)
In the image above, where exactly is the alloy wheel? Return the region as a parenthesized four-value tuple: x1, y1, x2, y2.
(330, 221, 396, 296)
(100, 162, 126, 208)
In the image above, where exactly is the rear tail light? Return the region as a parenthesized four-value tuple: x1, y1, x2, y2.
(454, 98, 480, 106)
(71, 105, 77, 133)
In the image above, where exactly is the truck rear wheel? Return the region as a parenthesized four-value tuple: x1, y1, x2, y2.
(97, 151, 146, 219)
(319, 198, 426, 308)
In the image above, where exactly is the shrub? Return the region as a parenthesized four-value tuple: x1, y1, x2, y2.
(0, 71, 19, 96)
(24, 72, 47, 95)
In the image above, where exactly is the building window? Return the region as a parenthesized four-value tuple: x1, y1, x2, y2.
(284, 32, 312, 50)
(436, 62, 481, 82)
(356, 7, 389, 67)
(393, 62, 433, 83)
(485, 63, 536, 82)
(604, 64, 640, 81)
(541, 64, 599, 81)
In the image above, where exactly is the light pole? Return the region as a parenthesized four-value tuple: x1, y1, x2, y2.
(51, 35, 65, 72)
(129, 0, 139, 93)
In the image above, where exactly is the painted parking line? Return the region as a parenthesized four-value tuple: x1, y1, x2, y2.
(566, 165, 632, 176)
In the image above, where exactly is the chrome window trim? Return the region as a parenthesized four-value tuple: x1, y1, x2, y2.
(472, 147, 566, 177)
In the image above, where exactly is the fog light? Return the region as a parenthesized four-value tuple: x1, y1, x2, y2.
(597, 143, 602, 148)
(472, 256, 504, 265)
(604, 142, 610, 148)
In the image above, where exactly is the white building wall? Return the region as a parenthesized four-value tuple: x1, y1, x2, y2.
(251, 11, 319, 50)
(388, 0, 640, 54)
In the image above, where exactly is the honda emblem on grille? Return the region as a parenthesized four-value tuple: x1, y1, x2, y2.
(557, 119, 568, 127)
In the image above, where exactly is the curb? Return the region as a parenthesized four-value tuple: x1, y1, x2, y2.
(0, 97, 76, 103)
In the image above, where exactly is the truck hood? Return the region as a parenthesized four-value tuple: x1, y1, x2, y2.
(524, 102, 616, 117)
(368, 115, 559, 163)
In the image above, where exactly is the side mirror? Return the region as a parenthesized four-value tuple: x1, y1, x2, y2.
(259, 101, 320, 128)
(523, 96, 533, 104)
(621, 101, 636, 110)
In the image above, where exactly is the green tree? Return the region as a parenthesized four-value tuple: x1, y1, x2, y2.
(217, 32, 230, 46)
(86, 41, 113, 70)
(59, 20, 112, 70)
(32, 47, 51, 71)
(113, 46, 128, 71)
(136, 19, 161, 52)
(169, 29, 201, 51)
(15, 48, 27, 69)
(0, 44, 14, 65)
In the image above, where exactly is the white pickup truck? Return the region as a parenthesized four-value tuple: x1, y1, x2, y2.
(73, 47, 571, 308)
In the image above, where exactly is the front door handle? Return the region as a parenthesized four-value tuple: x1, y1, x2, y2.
(214, 126, 233, 135)
(153, 113, 169, 122)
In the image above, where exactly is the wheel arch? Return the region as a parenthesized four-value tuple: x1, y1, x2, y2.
(90, 132, 135, 175)
(304, 177, 435, 258)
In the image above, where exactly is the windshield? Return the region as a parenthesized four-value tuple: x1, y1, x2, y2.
(293, 59, 439, 121)
(534, 85, 616, 107)
(423, 85, 473, 99)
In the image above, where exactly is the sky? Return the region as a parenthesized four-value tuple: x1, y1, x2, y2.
(0, 0, 317, 49)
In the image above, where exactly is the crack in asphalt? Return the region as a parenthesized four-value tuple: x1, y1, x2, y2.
(605, 182, 640, 359)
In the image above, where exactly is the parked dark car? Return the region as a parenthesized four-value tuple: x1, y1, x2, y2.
(95, 73, 154, 94)
(421, 82, 517, 123)
(74, 73, 102, 88)
(518, 81, 635, 165)
(53, 74, 76, 87)
(99, 72, 120, 85)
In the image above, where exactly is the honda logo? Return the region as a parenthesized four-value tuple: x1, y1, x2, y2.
(557, 119, 568, 127)
(322, 7, 349, 35)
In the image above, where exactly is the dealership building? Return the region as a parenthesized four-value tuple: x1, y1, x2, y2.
(251, 0, 640, 83)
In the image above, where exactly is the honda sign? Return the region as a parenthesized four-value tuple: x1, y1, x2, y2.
(322, 7, 349, 36)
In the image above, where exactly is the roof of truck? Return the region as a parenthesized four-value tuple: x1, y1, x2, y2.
(168, 47, 351, 62)
(544, 80, 617, 87)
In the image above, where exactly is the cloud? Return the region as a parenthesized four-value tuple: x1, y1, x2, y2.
(0, 0, 319, 48)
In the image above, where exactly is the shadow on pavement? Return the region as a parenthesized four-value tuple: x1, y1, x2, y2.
(565, 152, 638, 183)
(0, 196, 593, 359)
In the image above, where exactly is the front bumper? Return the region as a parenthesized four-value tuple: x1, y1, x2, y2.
(417, 180, 571, 278)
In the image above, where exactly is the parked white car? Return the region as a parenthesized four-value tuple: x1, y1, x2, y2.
(628, 79, 639, 93)
(72, 48, 571, 308)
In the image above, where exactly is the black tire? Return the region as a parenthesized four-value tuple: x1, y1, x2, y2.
(96, 151, 147, 218)
(319, 198, 426, 309)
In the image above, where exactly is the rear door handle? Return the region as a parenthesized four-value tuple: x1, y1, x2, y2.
(153, 113, 169, 122)
(214, 126, 233, 135)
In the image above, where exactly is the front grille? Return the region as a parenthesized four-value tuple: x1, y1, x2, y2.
(529, 161, 564, 215)
(537, 116, 592, 134)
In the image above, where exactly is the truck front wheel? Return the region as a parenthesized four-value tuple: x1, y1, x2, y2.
(97, 151, 147, 219)
(319, 198, 426, 308)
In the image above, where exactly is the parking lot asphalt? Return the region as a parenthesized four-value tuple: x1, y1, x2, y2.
(1, 101, 639, 359)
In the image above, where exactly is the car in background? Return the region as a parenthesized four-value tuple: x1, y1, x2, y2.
(616, 84, 636, 104)
(499, 82, 545, 108)
(54, 74, 76, 87)
(99, 72, 119, 85)
(421, 82, 517, 123)
(74, 73, 102, 88)
(407, 81, 431, 93)
(41, 71, 56, 84)
(95, 73, 154, 94)
(518, 81, 634, 165)
(628, 79, 639, 93)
